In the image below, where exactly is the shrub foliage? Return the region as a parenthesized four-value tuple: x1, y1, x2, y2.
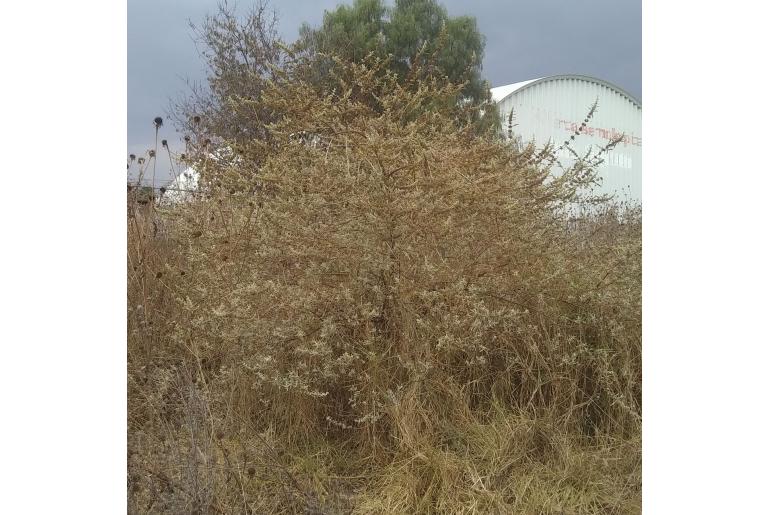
(129, 53, 641, 514)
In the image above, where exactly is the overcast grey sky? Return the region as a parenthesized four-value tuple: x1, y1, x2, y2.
(128, 0, 640, 185)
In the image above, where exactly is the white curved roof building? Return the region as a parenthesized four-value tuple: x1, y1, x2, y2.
(161, 167, 198, 204)
(491, 75, 641, 203)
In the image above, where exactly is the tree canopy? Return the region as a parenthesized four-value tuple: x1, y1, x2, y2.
(171, 1, 500, 146)
(299, 0, 492, 107)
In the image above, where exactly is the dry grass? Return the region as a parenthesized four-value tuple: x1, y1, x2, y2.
(128, 54, 641, 514)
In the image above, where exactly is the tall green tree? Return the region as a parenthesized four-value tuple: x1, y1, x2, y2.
(299, 0, 499, 134)
(172, 0, 499, 152)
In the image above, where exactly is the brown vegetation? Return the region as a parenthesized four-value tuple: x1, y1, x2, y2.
(128, 53, 641, 514)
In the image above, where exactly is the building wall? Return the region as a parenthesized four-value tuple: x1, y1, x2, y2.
(495, 76, 641, 203)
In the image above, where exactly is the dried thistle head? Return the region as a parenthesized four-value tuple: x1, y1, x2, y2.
(153, 116, 163, 129)
(148, 150, 156, 158)
(161, 139, 168, 148)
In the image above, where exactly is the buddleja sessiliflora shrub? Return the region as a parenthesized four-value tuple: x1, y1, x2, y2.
(167, 53, 640, 448)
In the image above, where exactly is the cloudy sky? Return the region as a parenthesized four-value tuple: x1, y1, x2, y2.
(128, 0, 640, 185)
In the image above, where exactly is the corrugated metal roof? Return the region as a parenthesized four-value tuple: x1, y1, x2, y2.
(490, 78, 542, 102)
(490, 75, 641, 108)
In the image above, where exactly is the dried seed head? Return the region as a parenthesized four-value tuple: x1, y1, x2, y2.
(153, 116, 163, 128)
(149, 150, 156, 158)
(129, 154, 136, 162)
(184, 135, 191, 143)
(193, 115, 201, 125)
(155, 272, 163, 279)
(159, 187, 166, 194)
(180, 153, 187, 160)
(161, 139, 168, 147)
(138, 157, 145, 165)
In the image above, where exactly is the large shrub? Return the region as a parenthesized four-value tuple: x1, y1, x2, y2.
(130, 52, 641, 513)
(170, 54, 640, 443)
